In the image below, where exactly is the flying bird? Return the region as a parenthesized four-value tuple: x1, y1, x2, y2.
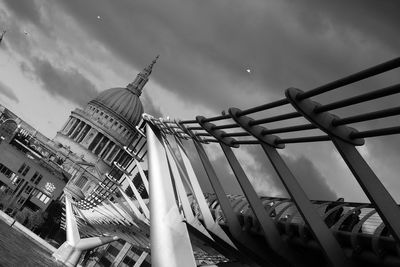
(246, 68, 251, 73)
(97, 15, 101, 20)
(0, 30, 6, 44)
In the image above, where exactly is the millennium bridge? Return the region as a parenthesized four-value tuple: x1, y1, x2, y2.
(54, 58, 400, 267)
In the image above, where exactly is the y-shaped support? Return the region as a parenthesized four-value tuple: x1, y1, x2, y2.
(52, 196, 119, 267)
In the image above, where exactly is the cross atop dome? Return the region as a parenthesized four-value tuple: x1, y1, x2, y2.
(127, 55, 159, 96)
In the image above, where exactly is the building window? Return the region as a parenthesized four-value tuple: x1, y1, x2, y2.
(24, 185, 33, 194)
(30, 172, 42, 185)
(0, 163, 17, 179)
(36, 191, 50, 204)
(18, 163, 26, 173)
(11, 176, 21, 185)
(34, 175, 42, 185)
(18, 163, 31, 175)
(17, 197, 26, 205)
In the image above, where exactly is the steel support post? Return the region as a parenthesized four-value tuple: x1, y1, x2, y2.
(164, 141, 213, 240)
(333, 137, 400, 243)
(125, 173, 150, 218)
(118, 187, 149, 224)
(146, 123, 196, 267)
(192, 140, 287, 267)
(261, 143, 351, 267)
(175, 140, 238, 250)
(53, 197, 119, 267)
(228, 107, 351, 267)
(285, 87, 400, 244)
(220, 144, 297, 265)
(134, 158, 149, 193)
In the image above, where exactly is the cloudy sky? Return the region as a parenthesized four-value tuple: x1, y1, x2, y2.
(0, 0, 399, 203)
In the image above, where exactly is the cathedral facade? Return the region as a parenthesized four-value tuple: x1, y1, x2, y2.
(56, 57, 157, 198)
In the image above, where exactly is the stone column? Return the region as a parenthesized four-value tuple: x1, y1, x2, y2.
(81, 128, 97, 148)
(65, 118, 78, 136)
(104, 143, 116, 162)
(68, 119, 81, 138)
(72, 122, 86, 140)
(93, 136, 107, 155)
(99, 140, 112, 158)
(61, 118, 73, 134)
(88, 132, 103, 151)
(76, 125, 90, 143)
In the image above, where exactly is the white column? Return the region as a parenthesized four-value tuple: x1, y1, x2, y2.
(147, 124, 196, 267)
(81, 128, 97, 148)
(176, 141, 236, 248)
(65, 118, 78, 135)
(61, 118, 73, 133)
(75, 124, 89, 142)
(99, 139, 111, 158)
(92, 135, 106, 153)
(52, 197, 119, 267)
(104, 143, 115, 161)
(69, 120, 82, 138)
(134, 159, 149, 194)
(125, 174, 150, 219)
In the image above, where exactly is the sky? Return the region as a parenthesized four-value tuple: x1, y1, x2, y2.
(0, 0, 399, 203)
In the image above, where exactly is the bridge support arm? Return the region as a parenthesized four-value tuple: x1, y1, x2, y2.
(52, 196, 119, 267)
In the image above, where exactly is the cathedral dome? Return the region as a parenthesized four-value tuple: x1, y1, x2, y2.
(89, 87, 143, 131)
(87, 55, 159, 131)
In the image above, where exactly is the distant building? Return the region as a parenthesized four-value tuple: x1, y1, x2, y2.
(0, 105, 68, 214)
(0, 56, 157, 266)
(56, 57, 158, 199)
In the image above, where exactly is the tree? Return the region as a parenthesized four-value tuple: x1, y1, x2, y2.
(27, 210, 47, 231)
(0, 189, 13, 209)
(15, 209, 30, 224)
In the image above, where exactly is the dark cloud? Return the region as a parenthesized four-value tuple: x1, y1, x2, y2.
(30, 57, 98, 106)
(55, 0, 400, 114)
(238, 146, 337, 200)
(285, 155, 337, 201)
(3, 0, 41, 26)
(0, 81, 19, 103)
(180, 141, 336, 201)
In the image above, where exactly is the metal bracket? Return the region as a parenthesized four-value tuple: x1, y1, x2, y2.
(286, 87, 364, 146)
(229, 107, 284, 149)
(177, 120, 209, 144)
(196, 116, 239, 148)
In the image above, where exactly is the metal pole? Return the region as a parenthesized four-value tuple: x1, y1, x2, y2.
(220, 144, 297, 265)
(147, 123, 196, 267)
(192, 140, 287, 267)
(261, 143, 351, 267)
(333, 137, 400, 243)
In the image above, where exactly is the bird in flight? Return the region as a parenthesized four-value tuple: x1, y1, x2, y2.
(0, 30, 6, 44)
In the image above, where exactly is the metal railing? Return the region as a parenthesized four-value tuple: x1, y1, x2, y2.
(61, 57, 400, 267)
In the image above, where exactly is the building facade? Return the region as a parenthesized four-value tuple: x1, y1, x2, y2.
(56, 58, 158, 267)
(0, 106, 68, 215)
